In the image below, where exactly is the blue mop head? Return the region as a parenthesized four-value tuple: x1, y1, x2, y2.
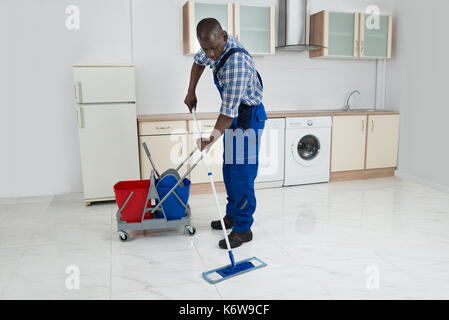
(202, 256, 267, 284)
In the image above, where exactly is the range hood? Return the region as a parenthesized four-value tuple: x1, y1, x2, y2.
(276, 0, 326, 51)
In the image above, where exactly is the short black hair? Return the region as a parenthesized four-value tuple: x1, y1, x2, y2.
(196, 18, 223, 41)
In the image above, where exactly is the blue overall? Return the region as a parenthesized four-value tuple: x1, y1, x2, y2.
(213, 48, 267, 233)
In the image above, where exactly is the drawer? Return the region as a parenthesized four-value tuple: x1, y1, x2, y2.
(73, 66, 135, 103)
(139, 120, 187, 136)
(188, 119, 216, 133)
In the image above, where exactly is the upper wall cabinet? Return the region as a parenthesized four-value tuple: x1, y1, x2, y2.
(183, 1, 233, 55)
(183, 1, 275, 56)
(309, 10, 392, 59)
(309, 11, 359, 58)
(233, 3, 275, 55)
(359, 13, 392, 58)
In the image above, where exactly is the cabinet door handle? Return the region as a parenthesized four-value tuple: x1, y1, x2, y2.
(361, 40, 365, 54)
(371, 119, 374, 132)
(362, 119, 365, 132)
(156, 126, 171, 130)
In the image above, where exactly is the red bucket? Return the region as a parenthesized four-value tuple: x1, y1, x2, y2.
(114, 180, 153, 223)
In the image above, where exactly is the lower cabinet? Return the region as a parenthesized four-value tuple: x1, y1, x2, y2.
(365, 114, 400, 169)
(331, 115, 366, 172)
(331, 114, 399, 174)
(187, 119, 224, 184)
(137, 112, 400, 188)
(138, 119, 223, 184)
(139, 133, 189, 180)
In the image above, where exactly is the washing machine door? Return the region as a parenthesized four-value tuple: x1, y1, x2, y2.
(291, 133, 322, 167)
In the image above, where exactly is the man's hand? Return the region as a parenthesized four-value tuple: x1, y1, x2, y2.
(185, 63, 205, 113)
(196, 137, 212, 152)
(184, 90, 197, 113)
(194, 115, 234, 152)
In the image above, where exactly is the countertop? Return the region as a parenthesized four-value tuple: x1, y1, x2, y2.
(137, 109, 399, 122)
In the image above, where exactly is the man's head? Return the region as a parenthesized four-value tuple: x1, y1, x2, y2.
(196, 18, 227, 61)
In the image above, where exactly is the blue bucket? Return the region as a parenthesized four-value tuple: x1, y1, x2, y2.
(155, 175, 191, 220)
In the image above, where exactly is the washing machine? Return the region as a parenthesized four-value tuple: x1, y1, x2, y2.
(284, 116, 332, 186)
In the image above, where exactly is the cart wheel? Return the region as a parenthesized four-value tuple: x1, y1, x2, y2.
(118, 230, 129, 242)
(185, 225, 196, 236)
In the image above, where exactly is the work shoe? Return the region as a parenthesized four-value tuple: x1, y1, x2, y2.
(219, 229, 253, 249)
(211, 216, 234, 230)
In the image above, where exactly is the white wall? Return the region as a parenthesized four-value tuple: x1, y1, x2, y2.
(0, 0, 132, 197)
(1, 0, 396, 197)
(384, 0, 449, 190)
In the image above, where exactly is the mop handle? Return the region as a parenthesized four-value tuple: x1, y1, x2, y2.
(192, 109, 234, 262)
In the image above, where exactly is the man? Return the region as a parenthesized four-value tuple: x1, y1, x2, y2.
(184, 18, 267, 249)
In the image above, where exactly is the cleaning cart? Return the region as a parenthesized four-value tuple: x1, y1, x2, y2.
(114, 142, 204, 241)
(115, 110, 267, 283)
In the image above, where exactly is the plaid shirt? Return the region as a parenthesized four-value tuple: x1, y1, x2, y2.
(194, 32, 263, 118)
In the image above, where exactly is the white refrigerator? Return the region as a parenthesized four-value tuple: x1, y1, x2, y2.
(73, 63, 140, 205)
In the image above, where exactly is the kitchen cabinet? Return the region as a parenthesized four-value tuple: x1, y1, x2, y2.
(309, 11, 359, 58)
(359, 13, 392, 58)
(183, 1, 233, 55)
(137, 111, 399, 192)
(331, 113, 399, 180)
(138, 121, 189, 180)
(182, 1, 275, 55)
(309, 10, 392, 59)
(187, 119, 224, 183)
(232, 3, 275, 55)
(365, 114, 399, 169)
(331, 115, 367, 172)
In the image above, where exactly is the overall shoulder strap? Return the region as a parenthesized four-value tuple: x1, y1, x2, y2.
(213, 48, 263, 89)
(214, 48, 250, 79)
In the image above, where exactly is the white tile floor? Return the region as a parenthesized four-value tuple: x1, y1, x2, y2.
(1, 176, 449, 299)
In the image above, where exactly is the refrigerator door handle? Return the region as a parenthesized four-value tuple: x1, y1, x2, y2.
(75, 81, 83, 103)
(76, 105, 85, 128)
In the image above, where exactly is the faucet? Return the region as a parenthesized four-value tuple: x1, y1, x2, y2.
(345, 90, 360, 111)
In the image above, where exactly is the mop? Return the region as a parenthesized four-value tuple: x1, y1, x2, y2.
(192, 109, 267, 284)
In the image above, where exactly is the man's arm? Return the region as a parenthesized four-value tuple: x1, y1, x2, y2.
(185, 62, 205, 113)
(198, 114, 234, 151)
(210, 114, 234, 143)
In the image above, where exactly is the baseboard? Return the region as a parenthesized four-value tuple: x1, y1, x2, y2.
(395, 169, 449, 194)
(191, 180, 282, 194)
(330, 167, 395, 182)
(190, 181, 226, 195)
(84, 196, 115, 206)
(254, 180, 283, 190)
